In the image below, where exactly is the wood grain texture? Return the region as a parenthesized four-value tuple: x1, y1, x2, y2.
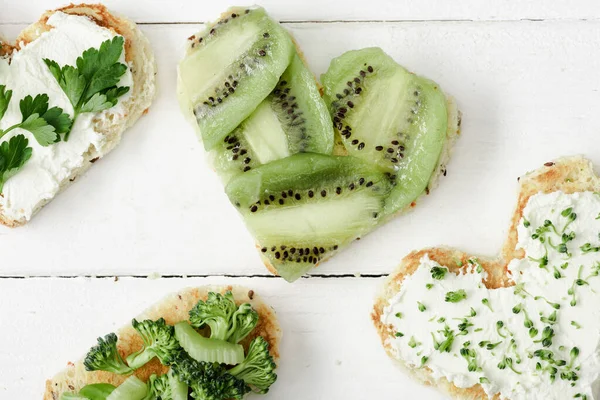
(2, 20, 600, 276)
(0, 276, 446, 399)
(1, 0, 600, 23)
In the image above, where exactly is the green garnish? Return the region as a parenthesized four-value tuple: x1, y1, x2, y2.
(540, 311, 557, 325)
(459, 347, 479, 372)
(0, 134, 32, 193)
(533, 326, 555, 347)
(479, 377, 490, 384)
(481, 298, 493, 311)
(419, 356, 429, 368)
(431, 266, 447, 280)
(553, 266, 563, 279)
(496, 320, 509, 338)
(0, 91, 71, 146)
(431, 325, 455, 353)
(528, 327, 539, 338)
(43, 36, 130, 141)
(425, 283, 434, 290)
(395, 332, 404, 337)
(523, 218, 530, 228)
(456, 318, 474, 336)
(571, 321, 582, 329)
(417, 301, 427, 312)
(580, 242, 600, 253)
(408, 336, 421, 348)
(568, 347, 580, 369)
(479, 340, 502, 350)
(445, 289, 467, 303)
(395, 312, 403, 319)
(497, 356, 521, 374)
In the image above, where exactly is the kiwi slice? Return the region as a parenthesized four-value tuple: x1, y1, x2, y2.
(178, 6, 294, 150)
(321, 47, 448, 216)
(226, 153, 391, 281)
(211, 54, 335, 182)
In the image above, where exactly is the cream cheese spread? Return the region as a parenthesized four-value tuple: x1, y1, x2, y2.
(0, 12, 132, 221)
(382, 191, 600, 400)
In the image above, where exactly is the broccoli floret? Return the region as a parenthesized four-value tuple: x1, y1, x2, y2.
(229, 337, 277, 393)
(146, 374, 169, 398)
(83, 333, 133, 375)
(145, 369, 188, 400)
(127, 318, 182, 369)
(229, 303, 259, 344)
(189, 291, 258, 344)
(170, 353, 249, 400)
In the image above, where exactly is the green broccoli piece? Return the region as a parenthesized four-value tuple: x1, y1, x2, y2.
(83, 333, 133, 375)
(229, 337, 277, 393)
(145, 370, 188, 400)
(189, 291, 258, 344)
(126, 318, 182, 369)
(170, 353, 249, 400)
(229, 303, 259, 344)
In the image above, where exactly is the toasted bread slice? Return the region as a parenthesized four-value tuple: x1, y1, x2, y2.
(0, 3, 156, 227)
(372, 155, 600, 399)
(44, 285, 282, 399)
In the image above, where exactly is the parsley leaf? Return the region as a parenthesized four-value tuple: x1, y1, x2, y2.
(0, 85, 12, 121)
(0, 134, 32, 193)
(16, 94, 71, 146)
(43, 36, 130, 141)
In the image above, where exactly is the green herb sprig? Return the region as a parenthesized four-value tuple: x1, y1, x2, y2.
(43, 36, 130, 141)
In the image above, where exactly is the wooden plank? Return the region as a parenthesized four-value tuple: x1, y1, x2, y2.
(1, 0, 600, 23)
(1, 21, 600, 277)
(0, 276, 447, 399)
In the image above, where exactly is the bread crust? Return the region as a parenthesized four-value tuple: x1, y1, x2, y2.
(372, 155, 600, 399)
(0, 3, 157, 227)
(44, 285, 282, 399)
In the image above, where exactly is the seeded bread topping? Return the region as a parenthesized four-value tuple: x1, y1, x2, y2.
(0, 12, 132, 221)
(382, 191, 600, 400)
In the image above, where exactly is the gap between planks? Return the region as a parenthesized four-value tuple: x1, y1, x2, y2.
(0, 17, 597, 26)
(0, 273, 388, 279)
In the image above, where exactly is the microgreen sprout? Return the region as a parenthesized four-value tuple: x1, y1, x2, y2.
(408, 336, 421, 348)
(425, 283, 434, 290)
(431, 266, 447, 280)
(571, 321, 582, 329)
(533, 326, 555, 348)
(431, 325, 455, 353)
(481, 298, 493, 311)
(445, 289, 467, 303)
(540, 310, 557, 325)
(417, 302, 427, 312)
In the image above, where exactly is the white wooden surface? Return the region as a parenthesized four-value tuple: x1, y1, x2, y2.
(1, 1, 600, 399)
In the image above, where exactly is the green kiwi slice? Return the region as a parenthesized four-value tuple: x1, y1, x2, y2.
(211, 54, 335, 183)
(178, 6, 294, 150)
(225, 153, 391, 281)
(321, 47, 449, 216)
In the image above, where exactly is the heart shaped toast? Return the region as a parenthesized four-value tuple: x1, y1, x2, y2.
(0, 4, 156, 227)
(373, 156, 600, 400)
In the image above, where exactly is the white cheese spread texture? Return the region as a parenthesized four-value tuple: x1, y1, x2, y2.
(382, 191, 600, 400)
(0, 12, 132, 221)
